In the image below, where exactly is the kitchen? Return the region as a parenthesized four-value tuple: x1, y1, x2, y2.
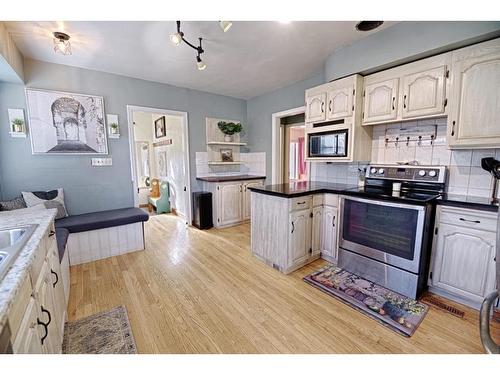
(0, 17, 499, 360)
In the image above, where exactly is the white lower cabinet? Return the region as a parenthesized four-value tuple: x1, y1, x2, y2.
(321, 205, 338, 262)
(429, 206, 497, 308)
(203, 179, 264, 228)
(289, 209, 313, 269)
(9, 221, 68, 353)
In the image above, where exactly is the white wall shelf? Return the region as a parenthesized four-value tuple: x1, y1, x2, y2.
(208, 161, 243, 165)
(207, 141, 247, 146)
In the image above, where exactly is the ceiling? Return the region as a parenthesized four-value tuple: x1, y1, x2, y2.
(5, 21, 396, 99)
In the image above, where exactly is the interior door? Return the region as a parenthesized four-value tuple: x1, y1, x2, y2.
(363, 78, 399, 124)
(402, 66, 447, 119)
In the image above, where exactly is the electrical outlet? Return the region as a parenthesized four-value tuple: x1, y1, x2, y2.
(91, 158, 112, 166)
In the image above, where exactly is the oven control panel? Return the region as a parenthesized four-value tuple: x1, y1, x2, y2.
(367, 165, 447, 183)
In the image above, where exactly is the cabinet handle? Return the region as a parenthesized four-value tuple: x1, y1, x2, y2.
(41, 306, 52, 326)
(239, 185, 242, 193)
(297, 201, 306, 205)
(51, 269, 59, 287)
(48, 230, 55, 237)
(459, 218, 480, 224)
(321, 102, 324, 113)
(291, 222, 295, 234)
(403, 94, 407, 109)
(392, 97, 395, 110)
(451, 120, 456, 136)
(332, 216, 336, 227)
(37, 318, 48, 345)
(329, 100, 332, 112)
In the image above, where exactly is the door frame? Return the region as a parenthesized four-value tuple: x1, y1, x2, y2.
(126, 105, 192, 225)
(271, 106, 307, 184)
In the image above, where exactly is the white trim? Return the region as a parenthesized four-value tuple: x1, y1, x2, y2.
(126, 105, 192, 225)
(271, 106, 306, 184)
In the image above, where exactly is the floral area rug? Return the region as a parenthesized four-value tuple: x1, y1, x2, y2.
(304, 265, 429, 337)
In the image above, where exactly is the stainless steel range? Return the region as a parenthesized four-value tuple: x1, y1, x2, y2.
(338, 164, 447, 299)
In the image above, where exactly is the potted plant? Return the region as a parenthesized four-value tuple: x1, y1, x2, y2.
(109, 122, 119, 134)
(218, 121, 242, 142)
(11, 118, 24, 133)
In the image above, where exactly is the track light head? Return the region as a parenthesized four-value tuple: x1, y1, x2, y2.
(219, 21, 233, 32)
(196, 55, 206, 71)
(170, 31, 183, 46)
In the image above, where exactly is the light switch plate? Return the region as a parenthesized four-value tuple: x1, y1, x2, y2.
(91, 158, 112, 166)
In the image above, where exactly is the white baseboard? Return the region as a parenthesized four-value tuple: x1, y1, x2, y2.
(67, 222, 145, 265)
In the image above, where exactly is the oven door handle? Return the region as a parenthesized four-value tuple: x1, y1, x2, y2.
(339, 195, 426, 211)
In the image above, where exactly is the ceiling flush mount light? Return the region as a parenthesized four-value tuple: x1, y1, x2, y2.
(53, 31, 71, 55)
(219, 21, 232, 32)
(170, 21, 207, 71)
(355, 21, 384, 32)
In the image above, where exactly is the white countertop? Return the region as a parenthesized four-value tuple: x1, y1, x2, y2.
(0, 208, 57, 331)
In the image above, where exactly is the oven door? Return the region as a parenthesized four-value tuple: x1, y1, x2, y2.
(339, 196, 426, 274)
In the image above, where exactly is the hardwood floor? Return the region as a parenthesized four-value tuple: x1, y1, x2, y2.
(67, 214, 499, 353)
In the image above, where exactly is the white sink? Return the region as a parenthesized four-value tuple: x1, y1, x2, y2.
(0, 225, 37, 281)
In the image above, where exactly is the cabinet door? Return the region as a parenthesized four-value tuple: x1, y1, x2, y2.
(311, 206, 323, 257)
(218, 183, 243, 226)
(321, 206, 338, 260)
(362, 78, 399, 124)
(402, 66, 447, 119)
(243, 181, 264, 221)
(327, 86, 353, 120)
(288, 209, 312, 267)
(448, 44, 500, 147)
(35, 262, 62, 354)
(12, 297, 44, 354)
(431, 223, 497, 304)
(306, 93, 326, 123)
(47, 239, 66, 342)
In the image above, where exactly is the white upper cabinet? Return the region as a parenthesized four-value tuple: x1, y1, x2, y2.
(447, 38, 500, 148)
(305, 93, 326, 123)
(327, 86, 353, 120)
(362, 78, 399, 124)
(402, 66, 447, 119)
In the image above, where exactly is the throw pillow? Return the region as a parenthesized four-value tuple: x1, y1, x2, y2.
(0, 196, 27, 211)
(22, 188, 68, 219)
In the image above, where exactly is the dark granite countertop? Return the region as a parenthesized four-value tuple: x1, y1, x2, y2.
(247, 181, 358, 198)
(197, 175, 266, 183)
(437, 193, 499, 212)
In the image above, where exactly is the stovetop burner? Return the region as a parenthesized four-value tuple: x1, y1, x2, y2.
(344, 185, 442, 203)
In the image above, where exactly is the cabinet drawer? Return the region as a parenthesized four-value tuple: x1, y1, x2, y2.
(290, 196, 312, 211)
(323, 194, 339, 207)
(439, 206, 497, 232)
(312, 194, 323, 207)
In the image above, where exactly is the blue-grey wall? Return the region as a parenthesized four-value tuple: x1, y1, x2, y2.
(0, 59, 246, 214)
(325, 21, 500, 81)
(246, 70, 324, 181)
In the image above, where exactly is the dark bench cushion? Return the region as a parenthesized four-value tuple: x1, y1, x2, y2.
(55, 207, 149, 234)
(55, 228, 69, 262)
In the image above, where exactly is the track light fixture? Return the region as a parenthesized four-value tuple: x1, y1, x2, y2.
(170, 21, 206, 71)
(53, 31, 71, 55)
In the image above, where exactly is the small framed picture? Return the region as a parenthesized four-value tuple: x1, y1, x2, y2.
(155, 116, 166, 139)
(220, 148, 233, 162)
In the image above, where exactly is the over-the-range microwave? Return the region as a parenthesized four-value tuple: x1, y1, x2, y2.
(308, 128, 349, 158)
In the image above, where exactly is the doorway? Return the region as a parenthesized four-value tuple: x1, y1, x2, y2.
(271, 106, 309, 184)
(127, 105, 192, 225)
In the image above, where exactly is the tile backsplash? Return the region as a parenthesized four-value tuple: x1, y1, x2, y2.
(310, 117, 499, 198)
